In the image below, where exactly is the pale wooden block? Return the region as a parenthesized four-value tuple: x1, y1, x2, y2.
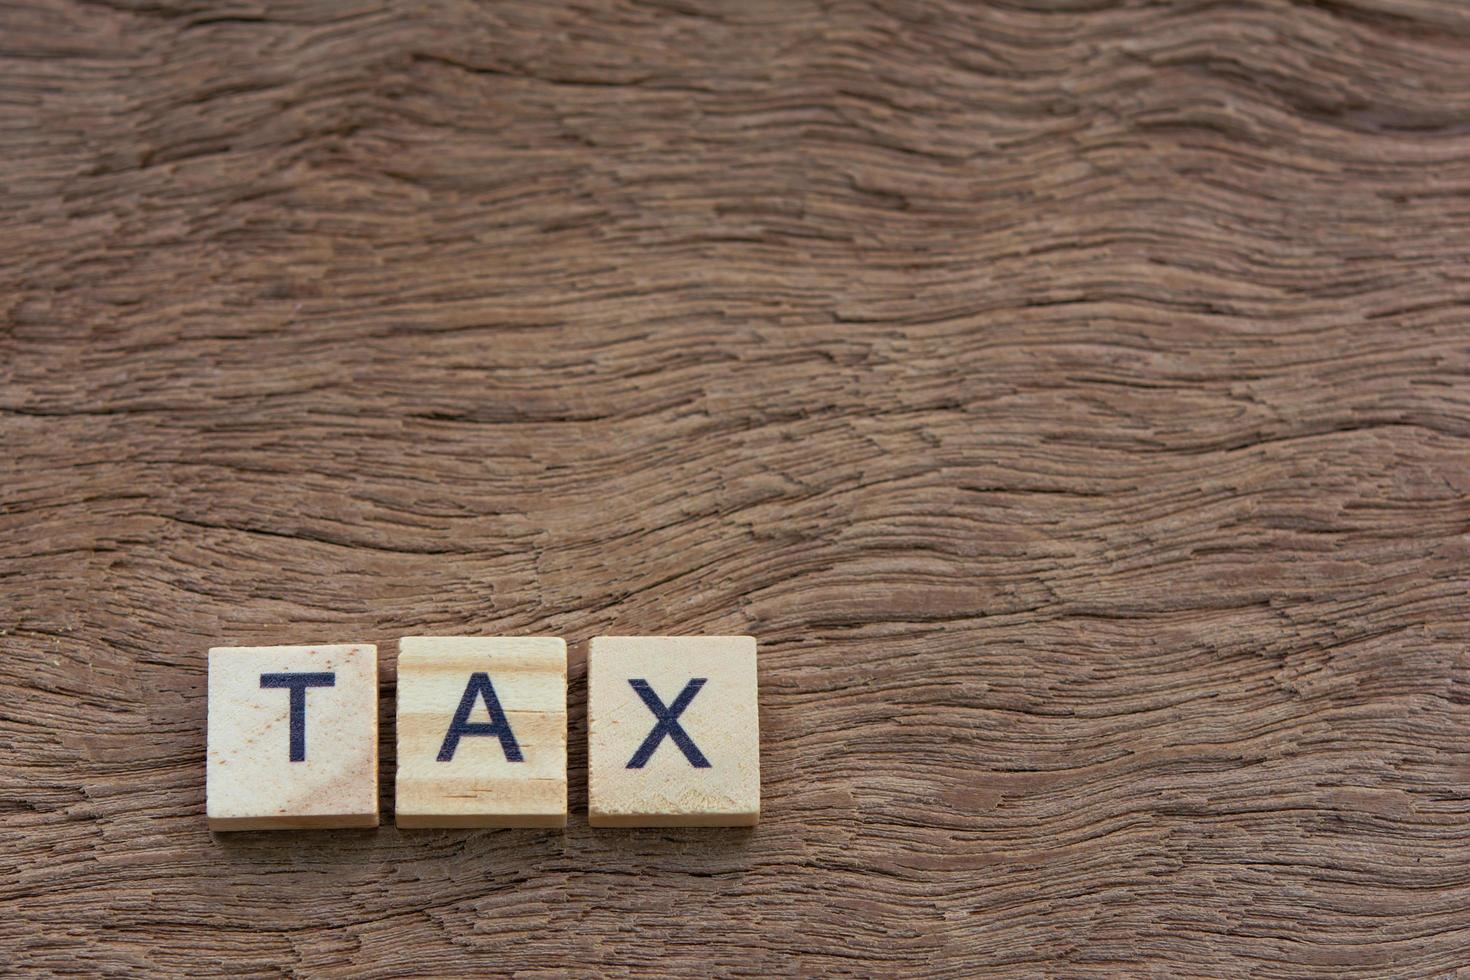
(588, 635, 759, 827)
(395, 636, 567, 828)
(206, 644, 379, 830)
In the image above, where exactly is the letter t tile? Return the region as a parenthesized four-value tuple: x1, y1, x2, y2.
(206, 644, 379, 830)
(588, 635, 760, 827)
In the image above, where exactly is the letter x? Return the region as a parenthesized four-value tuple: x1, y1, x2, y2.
(626, 678, 711, 769)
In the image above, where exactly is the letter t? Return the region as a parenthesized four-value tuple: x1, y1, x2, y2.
(259, 672, 336, 761)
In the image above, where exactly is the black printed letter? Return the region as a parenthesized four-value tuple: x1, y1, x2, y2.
(626, 678, 711, 769)
(259, 672, 335, 762)
(438, 672, 523, 763)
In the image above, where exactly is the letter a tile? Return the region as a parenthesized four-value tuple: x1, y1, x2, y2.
(588, 636, 759, 827)
(206, 644, 379, 830)
(395, 637, 567, 828)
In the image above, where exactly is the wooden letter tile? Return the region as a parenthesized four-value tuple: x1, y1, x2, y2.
(206, 644, 379, 830)
(395, 636, 567, 828)
(588, 635, 759, 827)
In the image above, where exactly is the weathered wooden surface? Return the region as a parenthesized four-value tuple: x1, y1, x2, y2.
(3, 0, 1469, 975)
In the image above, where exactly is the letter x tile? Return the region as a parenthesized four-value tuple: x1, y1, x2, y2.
(588, 635, 759, 827)
(206, 644, 379, 830)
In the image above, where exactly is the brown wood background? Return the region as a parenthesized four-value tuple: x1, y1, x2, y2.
(3, 0, 1469, 975)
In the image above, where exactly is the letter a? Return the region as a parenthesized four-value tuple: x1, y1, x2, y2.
(437, 672, 524, 763)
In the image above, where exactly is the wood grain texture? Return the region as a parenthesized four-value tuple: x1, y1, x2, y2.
(3, 0, 1469, 975)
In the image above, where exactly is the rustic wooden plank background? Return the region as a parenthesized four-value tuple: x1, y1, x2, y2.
(3, 0, 1469, 975)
